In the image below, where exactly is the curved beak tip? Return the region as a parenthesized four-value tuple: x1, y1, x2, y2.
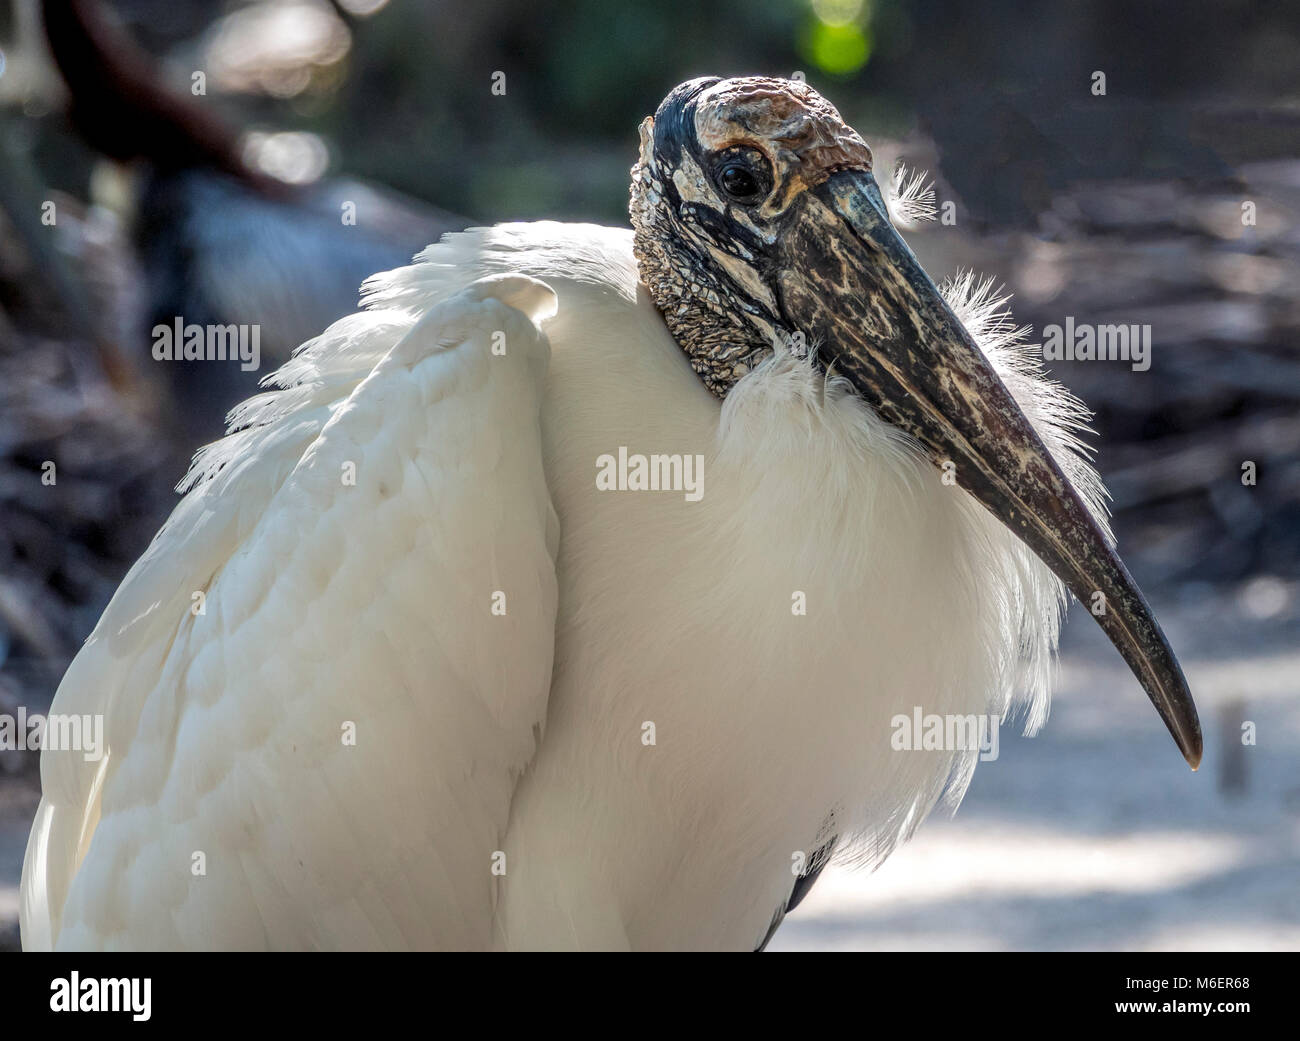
(1162, 689, 1202, 770)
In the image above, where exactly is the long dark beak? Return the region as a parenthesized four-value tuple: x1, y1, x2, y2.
(777, 169, 1201, 768)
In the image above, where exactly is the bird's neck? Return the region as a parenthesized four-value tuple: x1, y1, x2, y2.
(630, 163, 783, 397)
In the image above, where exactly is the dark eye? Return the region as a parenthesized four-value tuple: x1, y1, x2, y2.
(714, 151, 771, 204)
(719, 163, 760, 200)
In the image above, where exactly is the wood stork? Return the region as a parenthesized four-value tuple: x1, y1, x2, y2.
(20, 76, 1201, 951)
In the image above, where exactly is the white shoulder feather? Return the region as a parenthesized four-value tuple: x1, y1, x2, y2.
(23, 267, 561, 949)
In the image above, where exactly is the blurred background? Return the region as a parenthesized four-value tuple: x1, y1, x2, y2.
(0, 0, 1296, 950)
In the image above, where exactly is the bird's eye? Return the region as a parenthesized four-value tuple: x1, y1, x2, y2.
(715, 157, 768, 204)
(719, 164, 758, 199)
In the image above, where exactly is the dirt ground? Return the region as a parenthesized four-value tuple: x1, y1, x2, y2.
(771, 587, 1300, 951)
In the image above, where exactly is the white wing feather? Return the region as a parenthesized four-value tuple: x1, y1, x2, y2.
(22, 273, 560, 950)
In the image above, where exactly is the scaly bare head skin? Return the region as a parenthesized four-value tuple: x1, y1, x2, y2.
(630, 75, 1202, 767)
(691, 77, 874, 211)
(632, 76, 876, 394)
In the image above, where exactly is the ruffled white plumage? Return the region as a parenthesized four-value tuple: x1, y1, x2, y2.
(23, 270, 561, 949)
(23, 219, 1110, 950)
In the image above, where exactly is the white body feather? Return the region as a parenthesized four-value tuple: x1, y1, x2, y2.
(22, 221, 1107, 950)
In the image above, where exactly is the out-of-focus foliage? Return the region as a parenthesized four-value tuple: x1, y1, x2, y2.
(3, 0, 1300, 587)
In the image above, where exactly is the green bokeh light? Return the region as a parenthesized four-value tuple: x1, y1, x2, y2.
(807, 21, 872, 75)
(811, 0, 866, 28)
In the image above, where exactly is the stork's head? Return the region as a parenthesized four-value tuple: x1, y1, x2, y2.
(630, 75, 1202, 768)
